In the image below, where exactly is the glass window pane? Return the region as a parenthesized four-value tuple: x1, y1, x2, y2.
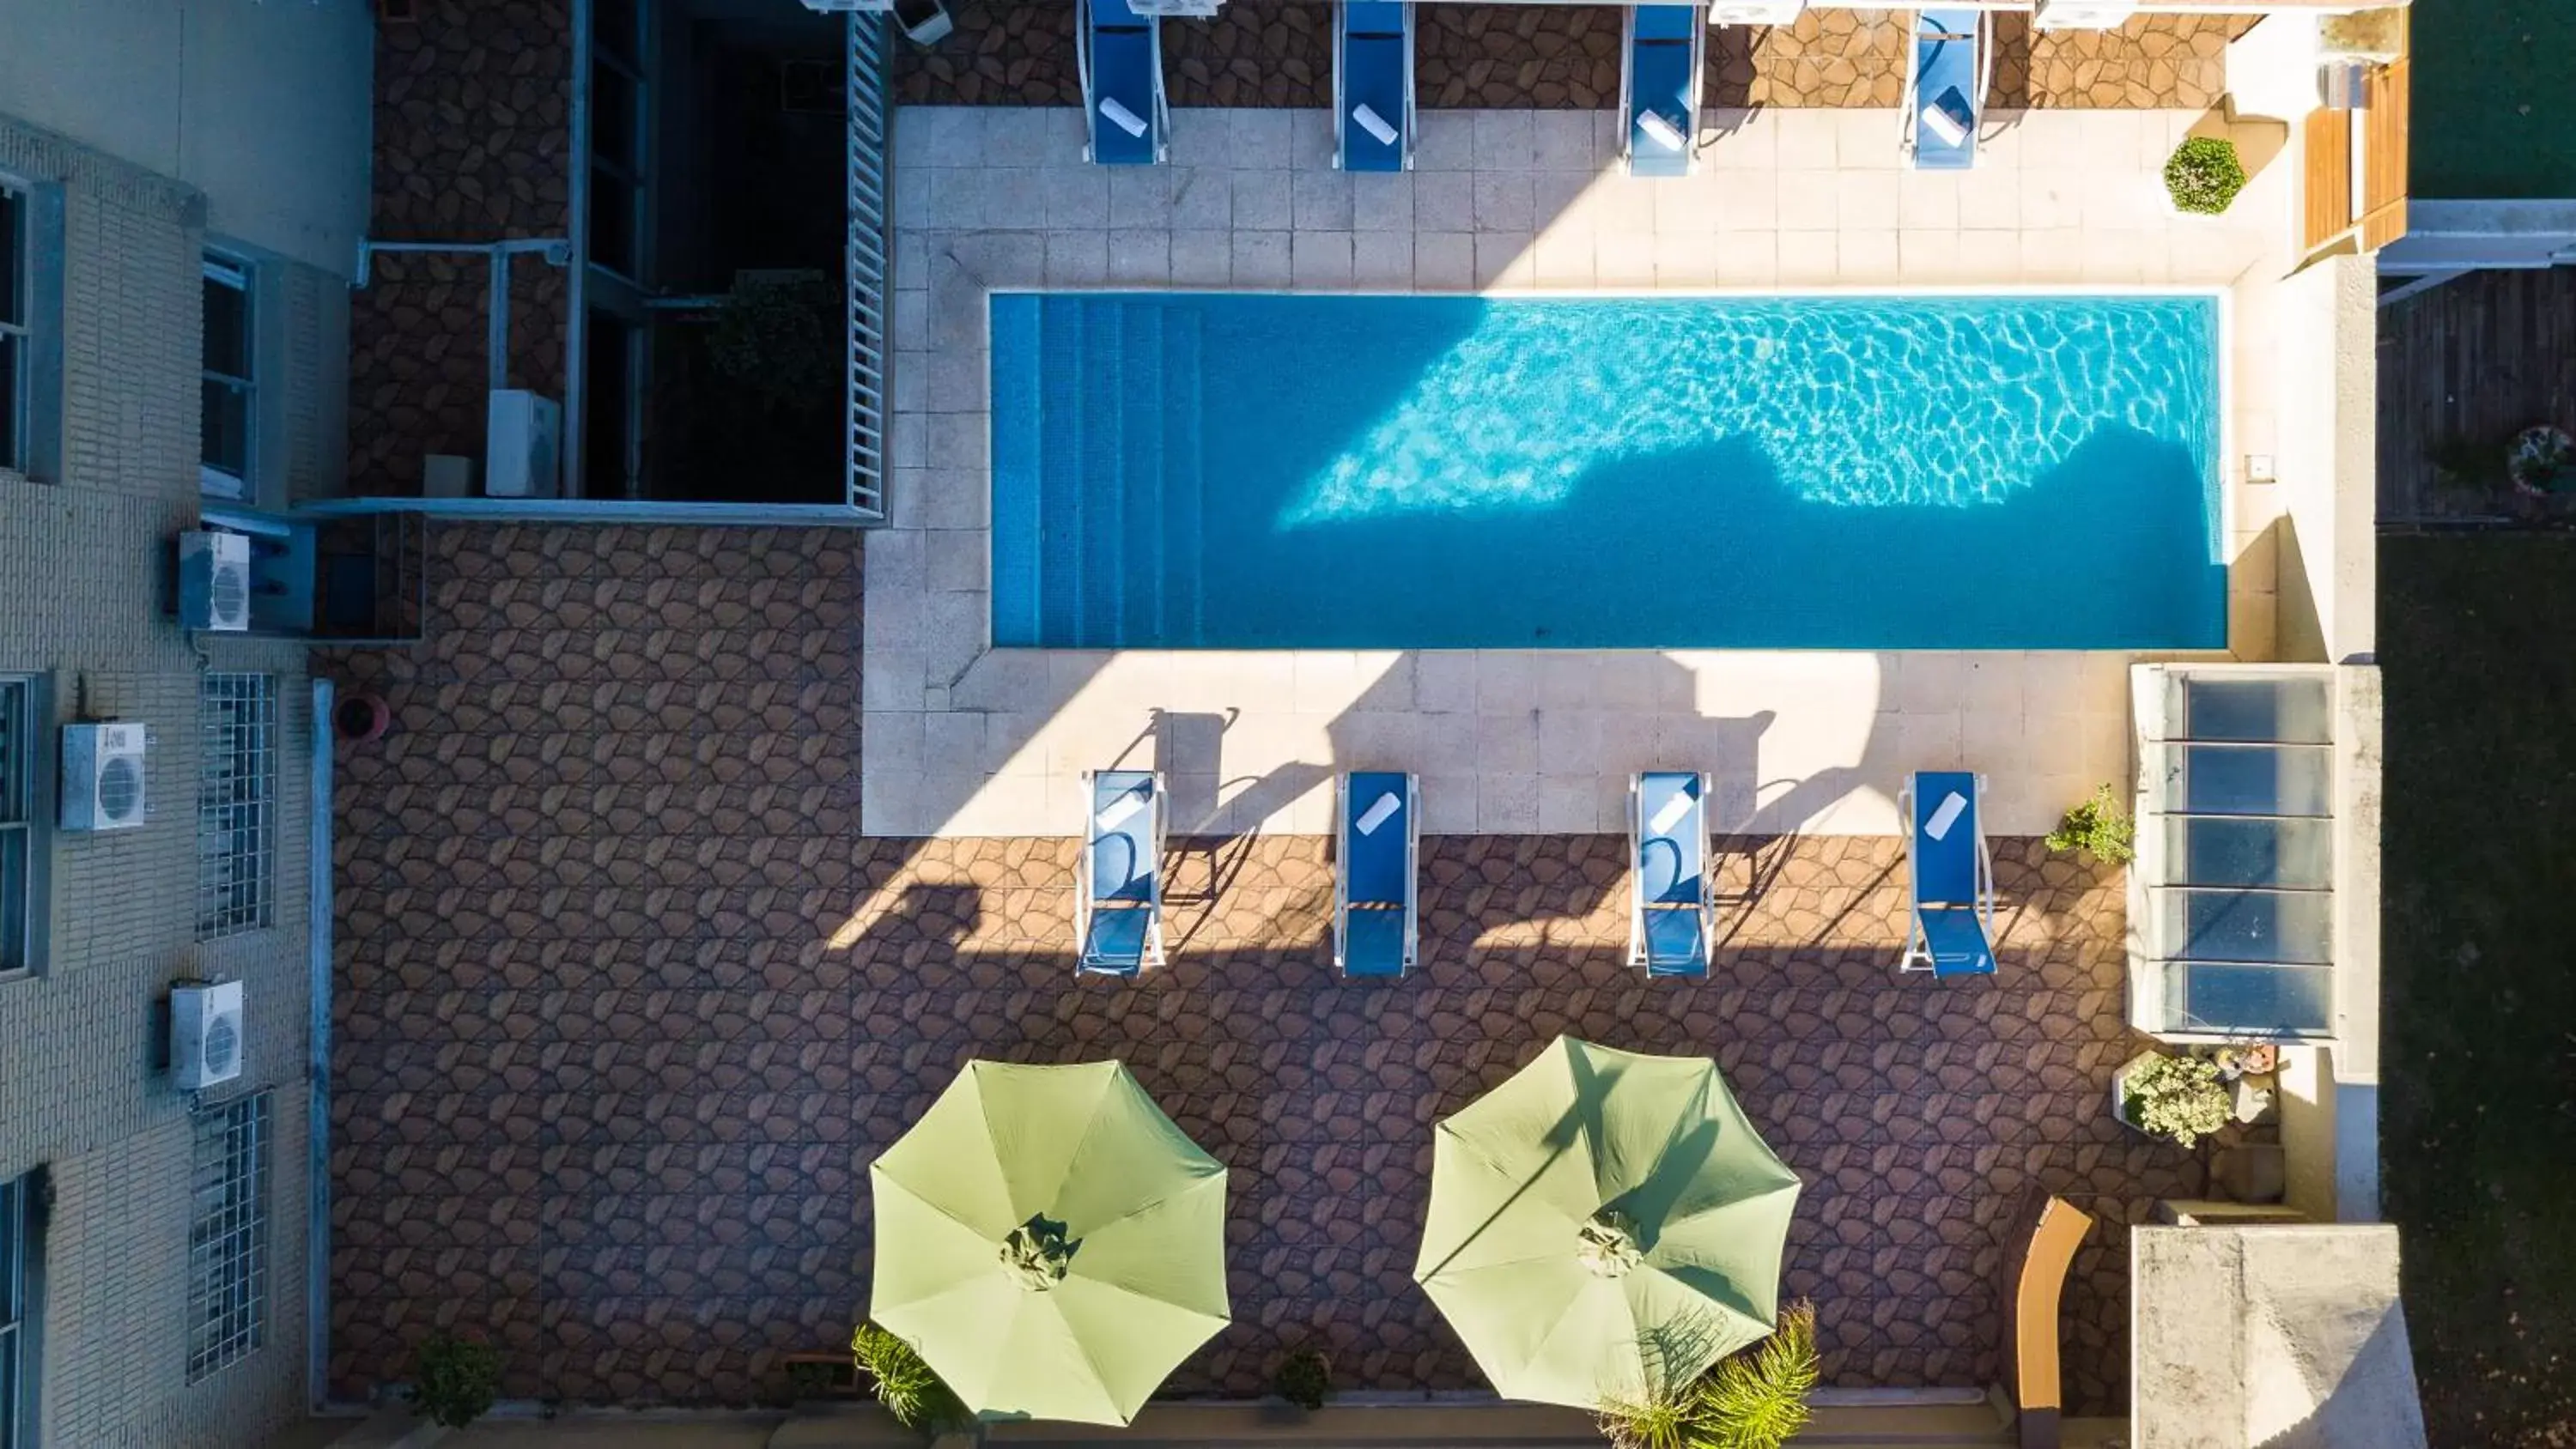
(0, 831, 25, 974)
(202, 270, 249, 378)
(2157, 887, 2332, 964)
(2178, 963, 2333, 1035)
(0, 333, 19, 470)
(2184, 676, 2333, 743)
(595, 0, 638, 63)
(0, 185, 21, 327)
(2167, 815, 2333, 889)
(0, 679, 21, 820)
(2164, 742, 2333, 817)
(590, 173, 636, 277)
(202, 378, 249, 477)
(592, 58, 637, 169)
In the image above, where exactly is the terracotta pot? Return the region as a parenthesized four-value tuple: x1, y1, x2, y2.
(334, 692, 392, 746)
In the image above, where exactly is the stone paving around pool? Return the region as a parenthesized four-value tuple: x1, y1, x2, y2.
(893, 3, 2253, 112)
(870, 104, 2292, 838)
(326, 524, 2198, 1416)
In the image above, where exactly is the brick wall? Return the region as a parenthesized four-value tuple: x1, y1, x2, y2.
(0, 112, 316, 1448)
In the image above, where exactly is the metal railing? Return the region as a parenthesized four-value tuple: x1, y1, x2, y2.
(847, 11, 893, 520)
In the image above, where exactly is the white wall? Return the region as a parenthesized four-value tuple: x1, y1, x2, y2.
(0, 0, 373, 276)
(2269, 256, 2377, 664)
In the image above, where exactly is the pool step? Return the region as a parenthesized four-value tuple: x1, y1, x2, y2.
(996, 295, 1207, 649)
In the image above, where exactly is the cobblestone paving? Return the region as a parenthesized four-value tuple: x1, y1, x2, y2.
(327, 524, 2197, 1416)
(892, 3, 2250, 111)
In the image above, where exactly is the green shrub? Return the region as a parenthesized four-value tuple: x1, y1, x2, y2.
(851, 1322, 969, 1434)
(1595, 1303, 1820, 1449)
(1273, 1347, 1334, 1412)
(2046, 784, 2136, 865)
(1698, 1302, 1819, 1449)
(2164, 136, 2248, 215)
(2123, 1053, 2233, 1149)
(408, 1331, 502, 1429)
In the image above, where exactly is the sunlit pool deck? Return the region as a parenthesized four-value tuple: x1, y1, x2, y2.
(869, 105, 2294, 839)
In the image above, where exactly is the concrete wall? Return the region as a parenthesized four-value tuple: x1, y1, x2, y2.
(0, 0, 374, 277)
(2380, 202, 2576, 274)
(0, 112, 322, 1448)
(2269, 256, 2378, 664)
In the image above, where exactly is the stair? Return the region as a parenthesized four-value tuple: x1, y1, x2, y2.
(990, 295, 1207, 649)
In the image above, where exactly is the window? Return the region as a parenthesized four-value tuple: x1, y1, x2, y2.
(0, 677, 35, 977)
(1, 182, 28, 472)
(587, 0, 648, 280)
(196, 674, 276, 939)
(2, 1172, 31, 1449)
(185, 1094, 270, 1381)
(200, 254, 255, 498)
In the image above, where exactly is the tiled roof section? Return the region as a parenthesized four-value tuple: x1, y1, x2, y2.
(326, 524, 2197, 1416)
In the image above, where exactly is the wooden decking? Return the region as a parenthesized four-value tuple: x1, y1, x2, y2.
(2378, 268, 2576, 526)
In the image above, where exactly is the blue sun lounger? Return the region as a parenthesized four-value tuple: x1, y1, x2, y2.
(1078, 770, 1164, 974)
(1336, 772, 1419, 976)
(1080, 0, 1168, 166)
(1905, 8, 1987, 171)
(1630, 772, 1713, 976)
(1620, 3, 1705, 179)
(1900, 771, 1997, 977)
(1335, 2, 1416, 173)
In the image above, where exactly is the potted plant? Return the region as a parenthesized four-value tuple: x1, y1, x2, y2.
(2164, 136, 2248, 216)
(2507, 425, 2576, 497)
(407, 1330, 502, 1429)
(2044, 784, 2136, 866)
(2114, 1052, 2233, 1149)
(1273, 1346, 1333, 1413)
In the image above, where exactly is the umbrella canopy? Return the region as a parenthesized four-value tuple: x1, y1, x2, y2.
(869, 1059, 1230, 1426)
(1414, 1037, 1802, 1410)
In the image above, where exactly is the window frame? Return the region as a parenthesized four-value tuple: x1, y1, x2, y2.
(585, 0, 653, 284)
(0, 173, 64, 482)
(0, 675, 46, 981)
(198, 252, 257, 500)
(195, 674, 276, 940)
(185, 1094, 270, 1382)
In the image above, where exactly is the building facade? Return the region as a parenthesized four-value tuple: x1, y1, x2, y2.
(0, 1, 371, 1442)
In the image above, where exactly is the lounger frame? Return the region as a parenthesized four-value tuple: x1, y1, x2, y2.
(1334, 771, 1420, 976)
(1618, 3, 1708, 179)
(1077, 0, 1171, 166)
(1898, 771, 1997, 975)
(1333, 1, 1417, 173)
(1899, 7, 1993, 167)
(1077, 768, 1167, 975)
(1627, 770, 1716, 976)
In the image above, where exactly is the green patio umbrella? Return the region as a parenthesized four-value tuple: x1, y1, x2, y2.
(1414, 1036, 1803, 1410)
(869, 1059, 1230, 1426)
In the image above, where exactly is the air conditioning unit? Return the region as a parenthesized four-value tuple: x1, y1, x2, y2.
(484, 390, 563, 499)
(1710, 0, 1806, 26)
(794, 0, 952, 39)
(179, 529, 252, 632)
(170, 980, 246, 1090)
(2032, 0, 2141, 31)
(59, 721, 148, 832)
(1125, 0, 1223, 15)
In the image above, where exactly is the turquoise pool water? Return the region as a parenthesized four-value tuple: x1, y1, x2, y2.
(987, 292, 2226, 650)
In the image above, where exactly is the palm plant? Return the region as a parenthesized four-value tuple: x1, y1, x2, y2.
(851, 1322, 969, 1434)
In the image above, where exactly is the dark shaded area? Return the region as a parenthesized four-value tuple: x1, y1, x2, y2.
(2407, 0, 2576, 200)
(2379, 536, 2576, 1448)
(2378, 268, 2576, 528)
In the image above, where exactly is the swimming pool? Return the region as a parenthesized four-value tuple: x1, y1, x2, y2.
(987, 292, 2226, 651)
